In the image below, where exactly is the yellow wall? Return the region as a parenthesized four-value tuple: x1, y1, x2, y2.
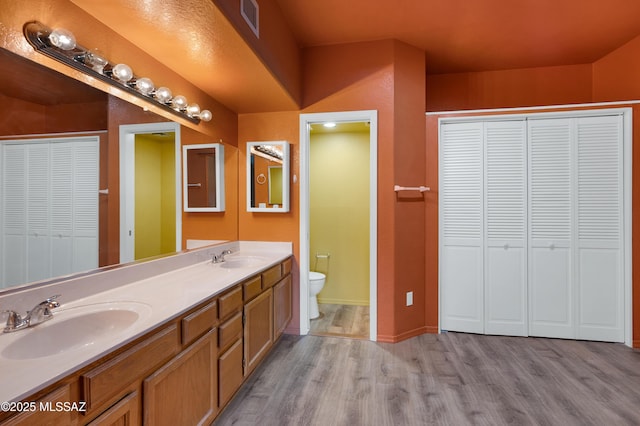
(310, 130, 370, 306)
(134, 134, 176, 259)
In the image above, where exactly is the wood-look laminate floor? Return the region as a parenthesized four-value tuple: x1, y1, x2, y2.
(214, 332, 640, 426)
(309, 303, 369, 339)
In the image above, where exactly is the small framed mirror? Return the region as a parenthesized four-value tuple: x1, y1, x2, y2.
(183, 143, 225, 212)
(247, 141, 290, 212)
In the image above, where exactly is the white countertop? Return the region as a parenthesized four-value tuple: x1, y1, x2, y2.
(0, 241, 292, 403)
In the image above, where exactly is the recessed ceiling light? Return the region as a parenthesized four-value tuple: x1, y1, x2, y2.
(323, 122, 336, 128)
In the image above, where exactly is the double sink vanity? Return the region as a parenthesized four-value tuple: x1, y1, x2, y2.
(0, 241, 293, 425)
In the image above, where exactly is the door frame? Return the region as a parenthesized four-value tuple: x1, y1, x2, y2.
(119, 122, 182, 263)
(299, 110, 378, 340)
(437, 107, 632, 347)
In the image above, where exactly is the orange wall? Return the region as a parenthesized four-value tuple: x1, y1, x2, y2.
(390, 42, 429, 340)
(181, 127, 239, 245)
(304, 40, 397, 340)
(593, 34, 640, 102)
(0, 95, 107, 136)
(238, 111, 300, 332)
(426, 64, 593, 112)
(238, 40, 428, 341)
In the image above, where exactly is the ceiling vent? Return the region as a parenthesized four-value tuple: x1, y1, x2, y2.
(241, 0, 259, 38)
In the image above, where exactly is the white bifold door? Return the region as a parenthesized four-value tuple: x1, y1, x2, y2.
(1, 136, 99, 288)
(440, 112, 625, 343)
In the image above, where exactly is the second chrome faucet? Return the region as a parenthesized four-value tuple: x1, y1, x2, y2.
(211, 249, 232, 264)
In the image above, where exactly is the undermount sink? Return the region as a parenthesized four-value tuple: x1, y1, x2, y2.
(1, 301, 152, 360)
(220, 255, 267, 269)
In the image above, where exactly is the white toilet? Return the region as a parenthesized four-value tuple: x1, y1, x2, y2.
(309, 271, 326, 319)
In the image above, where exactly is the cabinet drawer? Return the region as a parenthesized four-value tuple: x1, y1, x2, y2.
(218, 286, 243, 320)
(261, 264, 282, 289)
(182, 301, 217, 346)
(81, 325, 180, 411)
(218, 311, 243, 352)
(243, 275, 262, 302)
(282, 257, 292, 276)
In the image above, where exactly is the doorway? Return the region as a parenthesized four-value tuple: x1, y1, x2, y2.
(119, 122, 182, 263)
(299, 110, 378, 341)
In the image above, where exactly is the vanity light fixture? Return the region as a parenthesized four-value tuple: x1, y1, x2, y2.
(252, 144, 283, 161)
(23, 21, 212, 124)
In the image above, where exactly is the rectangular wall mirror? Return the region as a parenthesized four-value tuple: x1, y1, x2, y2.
(247, 141, 290, 212)
(183, 143, 225, 212)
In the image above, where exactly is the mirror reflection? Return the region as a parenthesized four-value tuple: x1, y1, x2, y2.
(0, 47, 224, 292)
(183, 143, 225, 212)
(247, 141, 290, 212)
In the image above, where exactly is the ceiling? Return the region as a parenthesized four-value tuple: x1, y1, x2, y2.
(310, 121, 370, 134)
(9, 1, 640, 113)
(275, 0, 640, 74)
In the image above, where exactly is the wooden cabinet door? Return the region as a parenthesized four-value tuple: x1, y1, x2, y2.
(2, 385, 77, 426)
(143, 329, 218, 426)
(218, 338, 243, 408)
(87, 391, 140, 426)
(244, 288, 273, 376)
(273, 275, 292, 340)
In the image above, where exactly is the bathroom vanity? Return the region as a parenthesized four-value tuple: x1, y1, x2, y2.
(0, 241, 293, 425)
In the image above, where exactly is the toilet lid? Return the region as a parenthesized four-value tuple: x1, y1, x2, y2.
(309, 271, 325, 280)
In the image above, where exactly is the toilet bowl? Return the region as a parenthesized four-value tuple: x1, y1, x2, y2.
(309, 271, 326, 319)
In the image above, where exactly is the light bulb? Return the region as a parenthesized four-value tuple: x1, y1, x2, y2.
(85, 51, 108, 73)
(154, 87, 172, 103)
(171, 95, 187, 110)
(112, 63, 133, 83)
(199, 110, 212, 122)
(135, 77, 155, 95)
(48, 28, 76, 51)
(186, 103, 201, 117)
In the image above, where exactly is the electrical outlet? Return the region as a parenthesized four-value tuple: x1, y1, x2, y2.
(406, 291, 413, 306)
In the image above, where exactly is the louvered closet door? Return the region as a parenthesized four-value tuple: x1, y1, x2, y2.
(1, 145, 27, 286)
(50, 140, 99, 278)
(575, 115, 624, 342)
(27, 143, 51, 283)
(1, 137, 98, 288)
(440, 122, 484, 333)
(484, 121, 527, 336)
(528, 118, 574, 339)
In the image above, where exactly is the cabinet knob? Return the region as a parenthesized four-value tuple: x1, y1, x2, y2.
(503, 244, 509, 250)
(549, 243, 555, 250)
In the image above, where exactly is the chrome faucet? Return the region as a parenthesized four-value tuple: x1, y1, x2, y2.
(2, 295, 60, 333)
(25, 295, 60, 327)
(1, 310, 27, 333)
(211, 249, 232, 264)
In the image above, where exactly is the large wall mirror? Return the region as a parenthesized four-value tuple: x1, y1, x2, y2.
(183, 143, 225, 212)
(247, 141, 290, 213)
(0, 47, 231, 293)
